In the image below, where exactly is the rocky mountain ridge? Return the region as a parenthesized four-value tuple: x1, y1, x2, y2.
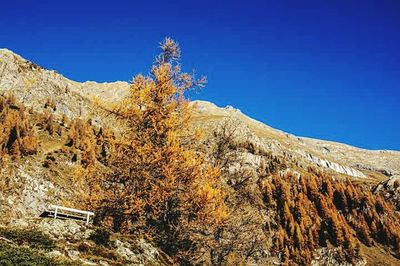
(1, 48, 399, 182)
(191, 100, 399, 182)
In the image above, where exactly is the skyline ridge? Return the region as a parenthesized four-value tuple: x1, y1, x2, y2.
(1, 46, 398, 152)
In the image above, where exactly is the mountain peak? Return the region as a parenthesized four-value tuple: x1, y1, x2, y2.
(0, 48, 16, 55)
(0, 48, 34, 66)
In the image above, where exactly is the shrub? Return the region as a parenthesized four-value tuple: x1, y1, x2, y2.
(0, 228, 55, 250)
(44, 98, 56, 111)
(77, 241, 119, 261)
(89, 228, 111, 247)
(0, 242, 76, 266)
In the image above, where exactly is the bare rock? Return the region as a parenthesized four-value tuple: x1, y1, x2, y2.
(66, 249, 80, 260)
(114, 239, 168, 266)
(35, 218, 93, 241)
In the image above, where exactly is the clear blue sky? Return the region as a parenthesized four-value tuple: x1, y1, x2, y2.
(1, 1, 399, 150)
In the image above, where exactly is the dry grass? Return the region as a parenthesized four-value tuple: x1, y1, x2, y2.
(360, 243, 400, 266)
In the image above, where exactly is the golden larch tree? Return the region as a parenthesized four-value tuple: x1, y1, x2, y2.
(92, 38, 228, 262)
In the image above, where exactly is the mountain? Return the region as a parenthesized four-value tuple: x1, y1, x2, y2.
(1, 48, 398, 182)
(191, 101, 399, 180)
(1, 48, 400, 265)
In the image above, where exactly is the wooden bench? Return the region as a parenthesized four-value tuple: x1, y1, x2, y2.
(42, 205, 95, 225)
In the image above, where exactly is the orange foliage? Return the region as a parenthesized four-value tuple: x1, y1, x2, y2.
(92, 38, 228, 262)
(261, 167, 400, 264)
(0, 94, 39, 160)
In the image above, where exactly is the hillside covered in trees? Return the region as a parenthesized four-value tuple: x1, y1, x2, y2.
(0, 40, 400, 265)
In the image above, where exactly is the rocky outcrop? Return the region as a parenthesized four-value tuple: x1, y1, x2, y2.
(34, 219, 93, 241)
(303, 152, 366, 178)
(0, 161, 60, 222)
(312, 247, 366, 266)
(374, 175, 400, 193)
(373, 175, 400, 210)
(5, 218, 172, 265)
(114, 238, 169, 266)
